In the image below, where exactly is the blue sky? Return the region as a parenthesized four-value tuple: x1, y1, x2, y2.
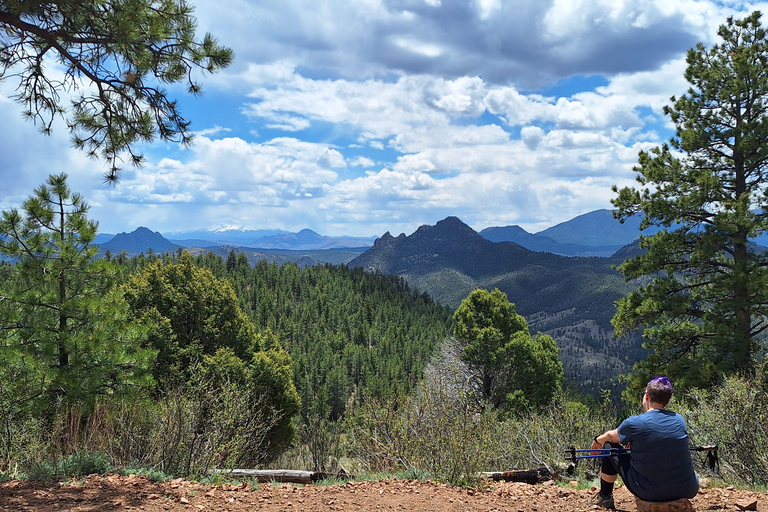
(0, 0, 762, 238)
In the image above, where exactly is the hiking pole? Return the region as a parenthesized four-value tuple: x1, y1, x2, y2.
(565, 444, 718, 470)
(564, 446, 630, 463)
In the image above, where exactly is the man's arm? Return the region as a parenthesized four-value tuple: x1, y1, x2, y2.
(593, 429, 620, 448)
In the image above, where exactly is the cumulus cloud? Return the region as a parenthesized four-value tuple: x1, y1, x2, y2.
(0, 0, 757, 237)
(521, 126, 545, 151)
(197, 0, 706, 86)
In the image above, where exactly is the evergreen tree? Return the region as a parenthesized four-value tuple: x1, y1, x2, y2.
(121, 252, 301, 459)
(122, 252, 262, 383)
(0, 0, 233, 181)
(453, 288, 563, 413)
(0, 173, 155, 413)
(612, 12, 768, 395)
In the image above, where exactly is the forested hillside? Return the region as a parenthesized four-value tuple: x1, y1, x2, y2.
(350, 217, 644, 395)
(189, 252, 454, 426)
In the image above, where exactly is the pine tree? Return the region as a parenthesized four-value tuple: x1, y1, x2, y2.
(0, 0, 232, 180)
(0, 173, 155, 413)
(613, 12, 768, 394)
(453, 288, 563, 413)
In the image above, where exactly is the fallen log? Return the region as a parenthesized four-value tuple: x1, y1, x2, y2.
(480, 468, 552, 484)
(209, 469, 351, 484)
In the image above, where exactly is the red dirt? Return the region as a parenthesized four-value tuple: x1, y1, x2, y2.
(0, 473, 761, 512)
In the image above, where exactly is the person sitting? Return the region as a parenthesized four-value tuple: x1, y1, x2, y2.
(590, 376, 699, 509)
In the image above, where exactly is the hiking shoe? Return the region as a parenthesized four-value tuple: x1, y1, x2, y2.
(590, 493, 615, 509)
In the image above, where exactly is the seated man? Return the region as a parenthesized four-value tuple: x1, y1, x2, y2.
(590, 376, 699, 509)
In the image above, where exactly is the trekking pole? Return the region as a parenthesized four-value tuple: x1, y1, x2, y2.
(564, 446, 630, 463)
(565, 444, 718, 469)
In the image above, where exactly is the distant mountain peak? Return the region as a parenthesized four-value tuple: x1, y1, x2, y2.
(436, 216, 465, 226)
(414, 216, 481, 240)
(430, 216, 470, 230)
(536, 209, 648, 246)
(351, 216, 532, 278)
(480, 209, 654, 257)
(97, 227, 180, 255)
(250, 229, 374, 250)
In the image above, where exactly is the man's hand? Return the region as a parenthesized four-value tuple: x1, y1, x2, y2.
(591, 429, 621, 455)
(590, 439, 603, 455)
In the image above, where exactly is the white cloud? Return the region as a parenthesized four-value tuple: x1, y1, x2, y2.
(350, 156, 375, 167)
(425, 76, 487, 116)
(521, 126, 545, 151)
(391, 36, 445, 58)
(475, 0, 501, 20)
(1, 0, 762, 238)
(194, 126, 232, 137)
(393, 154, 438, 175)
(195, 0, 708, 86)
(484, 89, 554, 126)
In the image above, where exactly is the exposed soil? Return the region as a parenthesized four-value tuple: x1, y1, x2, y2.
(0, 473, 762, 512)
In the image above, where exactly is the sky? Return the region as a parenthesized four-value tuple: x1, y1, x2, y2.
(0, 0, 763, 238)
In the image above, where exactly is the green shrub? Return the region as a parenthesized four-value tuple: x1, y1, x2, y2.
(0, 371, 284, 480)
(493, 391, 619, 475)
(347, 382, 499, 486)
(346, 394, 410, 473)
(677, 370, 768, 485)
(25, 451, 113, 480)
(105, 375, 281, 477)
(59, 451, 113, 476)
(347, 340, 619, 485)
(0, 373, 48, 475)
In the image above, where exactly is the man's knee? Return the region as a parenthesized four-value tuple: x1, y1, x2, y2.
(599, 442, 622, 476)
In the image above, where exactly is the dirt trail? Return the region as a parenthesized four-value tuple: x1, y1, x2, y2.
(0, 474, 761, 512)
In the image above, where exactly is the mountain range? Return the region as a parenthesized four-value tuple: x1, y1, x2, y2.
(95, 227, 372, 266)
(90, 210, 768, 395)
(95, 209, 651, 257)
(348, 216, 643, 394)
(95, 208, 768, 257)
(479, 209, 653, 256)
(91, 211, 652, 391)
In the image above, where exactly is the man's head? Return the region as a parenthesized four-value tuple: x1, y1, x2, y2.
(645, 376, 673, 407)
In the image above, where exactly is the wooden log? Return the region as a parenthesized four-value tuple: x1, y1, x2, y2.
(635, 498, 693, 512)
(211, 470, 315, 484)
(209, 469, 352, 484)
(480, 468, 552, 484)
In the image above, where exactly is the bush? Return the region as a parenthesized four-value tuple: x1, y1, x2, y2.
(105, 376, 281, 476)
(346, 395, 410, 473)
(26, 451, 113, 480)
(348, 382, 499, 486)
(0, 403, 46, 477)
(348, 386, 620, 484)
(494, 392, 618, 475)
(347, 340, 619, 484)
(60, 451, 113, 476)
(0, 373, 282, 479)
(677, 370, 768, 485)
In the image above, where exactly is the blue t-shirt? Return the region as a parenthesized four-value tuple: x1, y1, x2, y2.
(617, 409, 699, 502)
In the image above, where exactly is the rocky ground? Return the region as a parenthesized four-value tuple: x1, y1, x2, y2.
(0, 474, 762, 512)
